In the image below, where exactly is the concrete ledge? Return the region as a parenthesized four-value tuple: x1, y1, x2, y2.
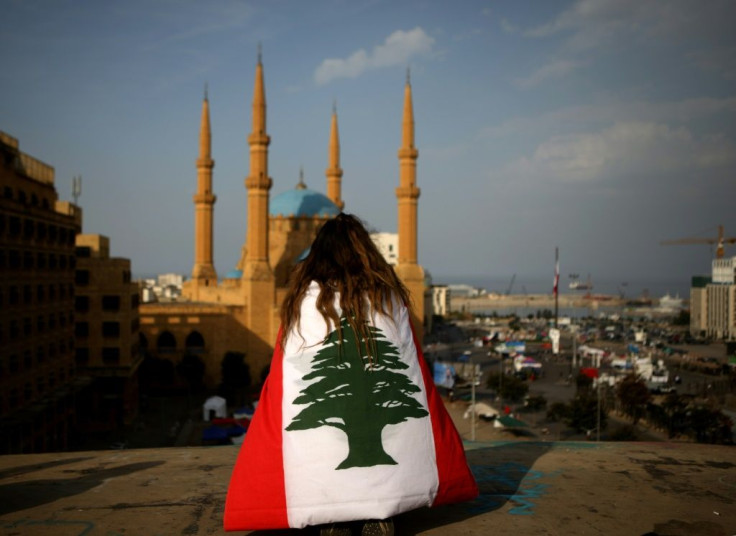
(0, 442, 734, 535)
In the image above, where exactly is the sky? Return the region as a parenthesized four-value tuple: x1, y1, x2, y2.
(2, 0, 735, 297)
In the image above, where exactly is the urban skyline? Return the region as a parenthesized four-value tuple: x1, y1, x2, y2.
(2, 0, 735, 292)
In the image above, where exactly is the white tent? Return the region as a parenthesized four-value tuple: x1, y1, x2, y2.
(203, 396, 227, 421)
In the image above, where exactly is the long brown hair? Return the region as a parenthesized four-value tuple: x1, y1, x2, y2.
(280, 213, 411, 356)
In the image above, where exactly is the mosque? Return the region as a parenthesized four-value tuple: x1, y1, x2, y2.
(138, 54, 425, 386)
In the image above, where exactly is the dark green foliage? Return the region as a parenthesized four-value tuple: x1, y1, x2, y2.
(546, 401, 569, 422)
(286, 318, 429, 469)
(523, 395, 548, 413)
(616, 374, 651, 424)
(486, 372, 529, 402)
(566, 392, 607, 433)
(576, 373, 593, 392)
(687, 406, 733, 444)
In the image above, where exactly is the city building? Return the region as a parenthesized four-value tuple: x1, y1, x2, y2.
(74, 234, 142, 430)
(0, 131, 82, 453)
(139, 55, 425, 387)
(371, 232, 399, 266)
(690, 257, 736, 340)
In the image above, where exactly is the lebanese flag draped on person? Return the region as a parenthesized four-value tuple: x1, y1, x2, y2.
(224, 283, 478, 531)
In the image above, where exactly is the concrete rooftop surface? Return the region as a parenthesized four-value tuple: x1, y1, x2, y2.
(0, 441, 734, 536)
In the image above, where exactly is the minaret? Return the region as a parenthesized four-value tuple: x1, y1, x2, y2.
(242, 47, 275, 361)
(325, 102, 344, 210)
(395, 70, 425, 335)
(241, 46, 273, 277)
(192, 85, 217, 287)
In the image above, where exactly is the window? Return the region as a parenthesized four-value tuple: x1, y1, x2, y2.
(48, 284, 56, 301)
(24, 251, 34, 269)
(9, 250, 20, 269)
(37, 222, 46, 241)
(37, 285, 44, 303)
(75, 270, 90, 285)
(132, 294, 140, 308)
(36, 252, 45, 269)
(102, 347, 120, 364)
(9, 216, 20, 236)
(37, 315, 45, 333)
(75, 347, 89, 365)
(36, 346, 45, 364)
(102, 322, 120, 338)
(48, 313, 56, 330)
(75, 322, 89, 337)
(75, 246, 91, 258)
(75, 296, 89, 312)
(10, 286, 19, 305)
(37, 377, 45, 395)
(10, 320, 19, 339)
(49, 254, 57, 269)
(23, 351, 32, 370)
(23, 317, 32, 336)
(23, 285, 31, 304)
(23, 219, 34, 239)
(10, 354, 19, 373)
(102, 295, 121, 311)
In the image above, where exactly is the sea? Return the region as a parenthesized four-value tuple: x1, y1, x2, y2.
(434, 275, 691, 319)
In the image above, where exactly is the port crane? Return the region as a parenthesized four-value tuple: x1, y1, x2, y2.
(661, 225, 736, 259)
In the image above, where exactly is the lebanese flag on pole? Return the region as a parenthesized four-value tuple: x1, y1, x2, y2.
(224, 283, 478, 531)
(553, 251, 560, 297)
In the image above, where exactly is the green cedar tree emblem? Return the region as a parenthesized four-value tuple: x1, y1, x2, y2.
(285, 317, 429, 470)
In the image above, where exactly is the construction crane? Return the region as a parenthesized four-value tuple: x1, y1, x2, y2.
(661, 225, 736, 259)
(505, 273, 516, 295)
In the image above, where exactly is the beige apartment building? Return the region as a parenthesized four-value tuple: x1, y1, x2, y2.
(690, 258, 736, 341)
(74, 234, 142, 430)
(140, 56, 425, 387)
(0, 131, 82, 453)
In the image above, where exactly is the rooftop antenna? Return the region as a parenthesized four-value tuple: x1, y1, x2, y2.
(72, 175, 82, 205)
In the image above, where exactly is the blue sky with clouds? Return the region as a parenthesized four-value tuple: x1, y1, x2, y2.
(2, 0, 734, 296)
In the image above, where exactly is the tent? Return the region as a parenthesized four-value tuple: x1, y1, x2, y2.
(203, 396, 227, 421)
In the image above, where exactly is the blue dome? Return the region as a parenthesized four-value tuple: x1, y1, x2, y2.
(224, 269, 243, 279)
(270, 187, 340, 218)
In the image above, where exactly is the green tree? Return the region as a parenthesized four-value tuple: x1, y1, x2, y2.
(566, 392, 607, 433)
(486, 373, 529, 402)
(616, 374, 651, 424)
(286, 318, 429, 470)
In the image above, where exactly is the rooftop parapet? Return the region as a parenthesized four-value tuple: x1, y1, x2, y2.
(1, 130, 55, 186)
(0, 441, 733, 535)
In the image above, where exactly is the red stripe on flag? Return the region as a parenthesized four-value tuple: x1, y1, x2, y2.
(411, 325, 479, 507)
(224, 330, 289, 531)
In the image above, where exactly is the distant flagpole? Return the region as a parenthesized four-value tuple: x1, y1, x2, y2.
(554, 247, 559, 329)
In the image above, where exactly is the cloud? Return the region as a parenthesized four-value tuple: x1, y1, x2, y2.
(500, 18, 517, 34)
(513, 59, 582, 89)
(687, 46, 736, 81)
(524, 0, 736, 52)
(479, 96, 736, 139)
(501, 121, 736, 185)
(313, 27, 434, 85)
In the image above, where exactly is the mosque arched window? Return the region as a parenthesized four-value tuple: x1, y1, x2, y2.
(157, 331, 176, 353)
(185, 331, 205, 353)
